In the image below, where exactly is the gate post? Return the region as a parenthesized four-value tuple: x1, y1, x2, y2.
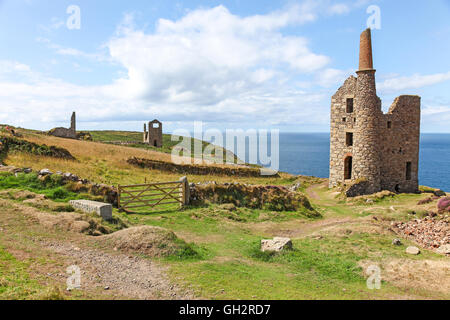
(117, 185, 122, 212)
(180, 176, 190, 207)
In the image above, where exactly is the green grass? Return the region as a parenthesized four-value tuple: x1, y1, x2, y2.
(0, 246, 66, 300)
(1, 127, 446, 300)
(115, 201, 442, 299)
(88, 130, 239, 163)
(0, 172, 82, 202)
(166, 231, 435, 300)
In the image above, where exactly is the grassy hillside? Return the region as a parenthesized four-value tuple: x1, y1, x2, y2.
(87, 130, 239, 163)
(2, 128, 288, 186)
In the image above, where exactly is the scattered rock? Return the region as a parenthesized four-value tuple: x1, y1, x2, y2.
(392, 217, 449, 250)
(406, 246, 420, 255)
(289, 182, 302, 192)
(261, 237, 292, 252)
(39, 168, 52, 176)
(436, 244, 450, 255)
(392, 238, 402, 246)
(0, 165, 18, 173)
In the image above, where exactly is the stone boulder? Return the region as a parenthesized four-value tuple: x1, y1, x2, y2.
(39, 168, 53, 176)
(261, 237, 293, 252)
(406, 246, 420, 255)
(0, 165, 19, 173)
(289, 182, 302, 192)
(436, 244, 450, 255)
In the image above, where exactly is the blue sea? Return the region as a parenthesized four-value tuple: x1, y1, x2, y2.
(275, 133, 450, 192)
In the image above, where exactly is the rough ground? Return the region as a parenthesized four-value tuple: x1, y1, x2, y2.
(360, 258, 450, 296)
(40, 241, 195, 300)
(0, 197, 195, 300)
(1, 182, 449, 300)
(392, 217, 449, 252)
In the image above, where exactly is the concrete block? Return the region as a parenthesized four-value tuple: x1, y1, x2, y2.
(69, 200, 112, 220)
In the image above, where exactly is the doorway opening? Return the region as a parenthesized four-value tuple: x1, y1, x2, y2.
(344, 156, 352, 180)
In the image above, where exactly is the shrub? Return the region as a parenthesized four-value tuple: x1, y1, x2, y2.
(191, 183, 320, 216)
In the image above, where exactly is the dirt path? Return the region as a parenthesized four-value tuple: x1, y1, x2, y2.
(305, 184, 321, 200)
(40, 241, 194, 300)
(0, 198, 195, 300)
(248, 216, 357, 238)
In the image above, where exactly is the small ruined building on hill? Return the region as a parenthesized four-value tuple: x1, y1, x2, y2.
(329, 29, 421, 196)
(48, 112, 77, 139)
(143, 119, 163, 148)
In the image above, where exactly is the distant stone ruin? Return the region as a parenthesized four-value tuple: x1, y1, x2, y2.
(143, 119, 163, 148)
(48, 112, 77, 139)
(329, 29, 421, 196)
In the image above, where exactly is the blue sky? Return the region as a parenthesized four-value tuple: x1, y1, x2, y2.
(0, 0, 450, 133)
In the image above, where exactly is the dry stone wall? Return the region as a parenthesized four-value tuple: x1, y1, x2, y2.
(127, 156, 274, 177)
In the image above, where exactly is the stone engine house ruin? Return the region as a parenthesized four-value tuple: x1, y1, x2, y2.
(143, 119, 163, 148)
(329, 29, 421, 195)
(48, 112, 77, 139)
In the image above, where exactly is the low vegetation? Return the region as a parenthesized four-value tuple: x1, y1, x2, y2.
(89, 130, 238, 163)
(191, 183, 318, 215)
(0, 172, 79, 202)
(101, 226, 201, 260)
(0, 127, 448, 300)
(0, 135, 75, 163)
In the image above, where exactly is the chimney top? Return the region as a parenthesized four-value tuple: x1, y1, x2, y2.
(358, 28, 374, 71)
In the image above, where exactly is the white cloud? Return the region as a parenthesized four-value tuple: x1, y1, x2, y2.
(327, 3, 350, 15)
(36, 37, 110, 62)
(377, 71, 450, 92)
(422, 105, 450, 116)
(316, 68, 353, 87)
(38, 17, 65, 32)
(0, 3, 366, 131)
(106, 5, 331, 106)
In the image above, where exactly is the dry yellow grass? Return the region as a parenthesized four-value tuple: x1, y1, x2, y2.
(4, 130, 295, 186)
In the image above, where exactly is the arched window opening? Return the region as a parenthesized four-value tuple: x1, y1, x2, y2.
(344, 156, 352, 180)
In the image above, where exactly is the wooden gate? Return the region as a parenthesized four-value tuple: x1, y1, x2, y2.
(118, 176, 189, 212)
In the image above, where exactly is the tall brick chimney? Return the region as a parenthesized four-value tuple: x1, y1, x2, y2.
(70, 112, 76, 132)
(353, 28, 381, 194)
(358, 28, 373, 71)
